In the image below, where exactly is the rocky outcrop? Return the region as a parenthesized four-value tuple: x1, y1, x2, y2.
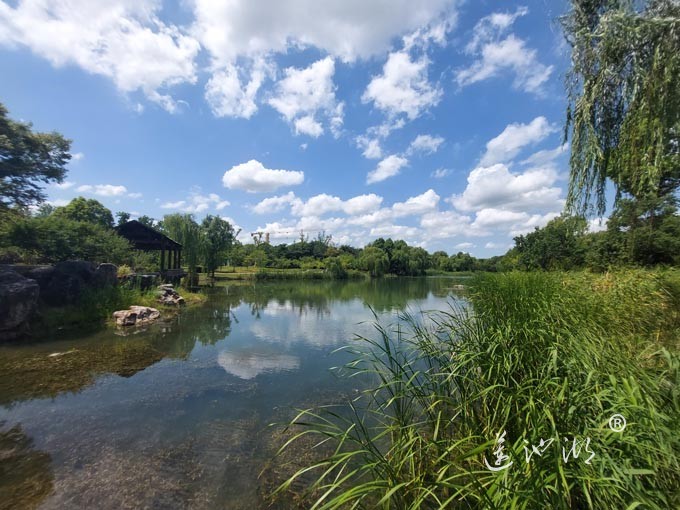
(41, 261, 96, 306)
(156, 284, 185, 306)
(94, 263, 118, 288)
(0, 269, 39, 341)
(112, 306, 161, 327)
(39, 261, 118, 306)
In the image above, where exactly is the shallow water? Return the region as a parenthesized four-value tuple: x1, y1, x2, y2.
(0, 277, 465, 509)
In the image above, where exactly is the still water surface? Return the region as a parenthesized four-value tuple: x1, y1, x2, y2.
(0, 277, 465, 509)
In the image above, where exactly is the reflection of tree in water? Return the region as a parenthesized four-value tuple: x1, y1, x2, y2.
(0, 423, 54, 510)
(213, 277, 457, 317)
(0, 278, 460, 407)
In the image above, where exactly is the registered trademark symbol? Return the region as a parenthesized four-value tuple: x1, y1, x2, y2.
(608, 414, 626, 432)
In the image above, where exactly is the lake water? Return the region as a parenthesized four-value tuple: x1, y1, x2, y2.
(0, 277, 466, 509)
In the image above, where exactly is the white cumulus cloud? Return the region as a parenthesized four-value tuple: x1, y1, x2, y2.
(191, 0, 457, 64)
(392, 189, 440, 217)
(160, 191, 230, 213)
(268, 57, 343, 138)
(408, 134, 444, 155)
(205, 59, 273, 119)
(452, 163, 562, 213)
(481, 116, 556, 166)
(223, 160, 304, 193)
(0, 0, 200, 112)
(76, 184, 128, 196)
(363, 51, 442, 121)
(367, 155, 409, 184)
(456, 7, 553, 94)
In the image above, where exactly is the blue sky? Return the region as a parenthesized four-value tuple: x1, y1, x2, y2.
(0, 0, 605, 257)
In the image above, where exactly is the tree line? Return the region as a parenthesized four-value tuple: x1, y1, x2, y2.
(1, 0, 678, 278)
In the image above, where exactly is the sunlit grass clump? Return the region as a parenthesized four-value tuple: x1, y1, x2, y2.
(275, 270, 680, 509)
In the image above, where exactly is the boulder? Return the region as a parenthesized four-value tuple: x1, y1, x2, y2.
(156, 285, 185, 306)
(0, 269, 39, 341)
(41, 261, 96, 306)
(24, 266, 55, 290)
(112, 306, 161, 327)
(94, 263, 118, 288)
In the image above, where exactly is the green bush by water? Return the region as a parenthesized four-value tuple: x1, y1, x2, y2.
(276, 270, 680, 509)
(36, 285, 160, 332)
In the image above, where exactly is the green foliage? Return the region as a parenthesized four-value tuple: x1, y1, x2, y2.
(52, 196, 115, 228)
(160, 213, 203, 278)
(359, 246, 390, 277)
(136, 215, 157, 228)
(325, 257, 348, 279)
(562, 0, 680, 214)
(7, 215, 132, 264)
(514, 215, 588, 270)
(278, 270, 680, 508)
(0, 103, 72, 210)
(115, 211, 131, 226)
(36, 284, 163, 333)
(201, 215, 236, 277)
(606, 194, 680, 266)
(244, 248, 268, 267)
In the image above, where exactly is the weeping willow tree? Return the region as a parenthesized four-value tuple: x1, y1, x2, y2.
(159, 213, 204, 284)
(562, 0, 680, 216)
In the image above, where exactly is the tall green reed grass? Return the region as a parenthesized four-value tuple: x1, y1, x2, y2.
(275, 270, 680, 509)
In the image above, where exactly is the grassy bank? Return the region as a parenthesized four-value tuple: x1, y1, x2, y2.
(202, 266, 368, 282)
(276, 269, 680, 508)
(34, 284, 206, 335)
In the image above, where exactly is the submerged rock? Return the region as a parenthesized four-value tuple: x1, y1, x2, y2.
(0, 269, 40, 341)
(156, 285, 185, 306)
(112, 306, 161, 327)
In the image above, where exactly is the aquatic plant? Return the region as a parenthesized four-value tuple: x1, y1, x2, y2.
(276, 270, 680, 508)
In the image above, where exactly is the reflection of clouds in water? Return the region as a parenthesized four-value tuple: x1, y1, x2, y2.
(217, 350, 300, 380)
(247, 294, 455, 349)
(251, 298, 376, 348)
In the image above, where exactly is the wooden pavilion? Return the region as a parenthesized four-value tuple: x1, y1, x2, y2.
(115, 220, 185, 278)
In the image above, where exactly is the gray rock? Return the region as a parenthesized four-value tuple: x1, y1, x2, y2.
(41, 261, 96, 306)
(112, 306, 161, 327)
(0, 269, 39, 341)
(156, 285, 185, 306)
(94, 263, 118, 288)
(25, 266, 55, 290)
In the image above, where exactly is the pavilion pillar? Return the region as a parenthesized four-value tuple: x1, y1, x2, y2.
(174, 249, 179, 269)
(160, 246, 165, 272)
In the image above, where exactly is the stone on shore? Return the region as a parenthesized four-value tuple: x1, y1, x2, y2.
(112, 306, 161, 327)
(156, 285, 185, 306)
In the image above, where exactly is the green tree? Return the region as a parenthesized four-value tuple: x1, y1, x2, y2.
(514, 215, 589, 270)
(53, 197, 114, 229)
(33, 203, 55, 218)
(115, 211, 131, 226)
(562, 0, 680, 214)
(0, 103, 72, 210)
(359, 247, 389, 277)
(8, 215, 132, 264)
(160, 213, 204, 283)
(201, 215, 236, 277)
(325, 257, 348, 279)
(245, 248, 268, 267)
(136, 215, 156, 228)
(605, 194, 680, 265)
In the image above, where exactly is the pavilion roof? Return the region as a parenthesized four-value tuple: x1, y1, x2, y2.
(115, 220, 182, 251)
